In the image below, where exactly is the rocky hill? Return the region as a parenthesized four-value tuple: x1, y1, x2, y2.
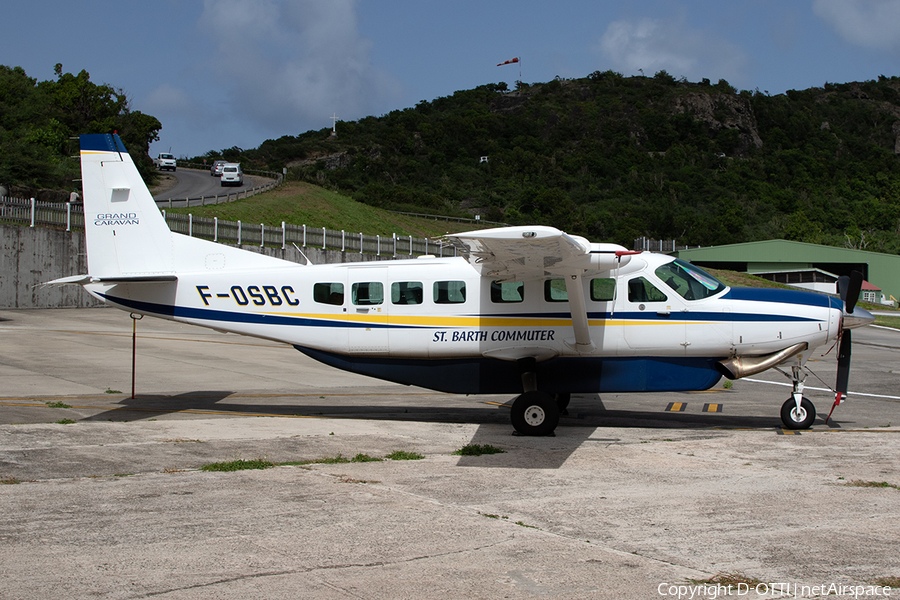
(204, 72, 900, 253)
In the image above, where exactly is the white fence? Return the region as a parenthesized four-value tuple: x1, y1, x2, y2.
(1, 196, 456, 258)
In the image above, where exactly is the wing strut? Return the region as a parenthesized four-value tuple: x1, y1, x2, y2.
(564, 272, 596, 353)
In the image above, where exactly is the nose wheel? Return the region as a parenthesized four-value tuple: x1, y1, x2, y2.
(780, 396, 816, 430)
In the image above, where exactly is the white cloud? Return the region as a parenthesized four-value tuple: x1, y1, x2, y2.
(197, 0, 401, 137)
(813, 0, 900, 50)
(597, 17, 748, 85)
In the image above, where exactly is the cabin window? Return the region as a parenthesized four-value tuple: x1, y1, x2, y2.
(491, 281, 524, 303)
(352, 282, 383, 305)
(391, 281, 423, 305)
(313, 282, 344, 306)
(655, 259, 726, 300)
(434, 281, 466, 304)
(627, 277, 667, 303)
(590, 278, 615, 301)
(544, 279, 568, 302)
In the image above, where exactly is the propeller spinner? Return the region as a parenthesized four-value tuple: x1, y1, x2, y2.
(828, 271, 875, 423)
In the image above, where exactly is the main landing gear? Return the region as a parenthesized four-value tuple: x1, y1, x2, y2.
(509, 359, 569, 436)
(511, 391, 559, 436)
(780, 365, 816, 430)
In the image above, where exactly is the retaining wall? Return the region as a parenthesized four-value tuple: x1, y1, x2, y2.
(0, 224, 391, 309)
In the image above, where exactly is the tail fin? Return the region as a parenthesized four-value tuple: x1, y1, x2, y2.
(80, 134, 174, 278)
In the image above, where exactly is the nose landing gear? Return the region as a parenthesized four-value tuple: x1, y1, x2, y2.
(781, 365, 816, 430)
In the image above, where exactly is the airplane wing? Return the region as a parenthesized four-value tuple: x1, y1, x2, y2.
(447, 225, 607, 280)
(445, 226, 638, 353)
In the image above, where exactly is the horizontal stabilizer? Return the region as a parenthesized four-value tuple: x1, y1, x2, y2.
(43, 274, 177, 286)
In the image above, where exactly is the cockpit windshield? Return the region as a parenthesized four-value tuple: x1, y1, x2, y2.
(655, 259, 726, 301)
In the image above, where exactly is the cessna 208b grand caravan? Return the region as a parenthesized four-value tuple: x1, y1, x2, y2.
(51, 134, 875, 435)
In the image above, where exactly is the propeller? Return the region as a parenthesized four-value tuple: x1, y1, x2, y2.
(828, 271, 867, 423)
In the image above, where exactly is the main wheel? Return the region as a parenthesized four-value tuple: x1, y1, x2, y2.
(780, 396, 816, 430)
(555, 392, 571, 416)
(511, 391, 560, 436)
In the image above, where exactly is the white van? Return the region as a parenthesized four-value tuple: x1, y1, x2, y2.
(220, 163, 243, 187)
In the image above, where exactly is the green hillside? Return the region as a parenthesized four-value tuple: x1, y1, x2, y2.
(164, 181, 482, 239)
(202, 73, 900, 254)
(6, 62, 900, 255)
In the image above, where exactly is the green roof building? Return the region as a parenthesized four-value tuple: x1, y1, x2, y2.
(674, 240, 900, 305)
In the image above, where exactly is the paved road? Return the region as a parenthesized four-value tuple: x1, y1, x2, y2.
(1, 308, 899, 599)
(152, 167, 270, 206)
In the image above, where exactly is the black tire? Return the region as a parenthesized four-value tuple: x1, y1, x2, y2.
(781, 396, 816, 430)
(511, 391, 560, 436)
(555, 392, 571, 415)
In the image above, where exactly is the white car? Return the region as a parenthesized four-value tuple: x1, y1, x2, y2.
(220, 163, 243, 187)
(155, 153, 176, 171)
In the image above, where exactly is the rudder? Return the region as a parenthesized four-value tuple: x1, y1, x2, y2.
(79, 134, 174, 278)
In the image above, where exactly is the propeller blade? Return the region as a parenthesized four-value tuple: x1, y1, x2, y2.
(845, 271, 863, 314)
(828, 329, 852, 424)
(835, 329, 852, 396)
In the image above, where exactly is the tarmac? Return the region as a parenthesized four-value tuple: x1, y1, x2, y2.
(1, 308, 899, 599)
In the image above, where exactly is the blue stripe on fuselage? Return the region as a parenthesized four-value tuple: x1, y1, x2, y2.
(295, 346, 725, 394)
(722, 287, 838, 308)
(100, 292, 822, 329)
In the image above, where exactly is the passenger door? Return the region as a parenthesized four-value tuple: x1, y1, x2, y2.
(348, 267, 389, 354)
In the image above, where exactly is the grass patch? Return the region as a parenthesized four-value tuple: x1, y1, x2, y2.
(105, 388, 122, 394)
(453, 443, 506, 456)
(688, 572, 763, 587)
(1, 476, 21, 485)
(706, 269, 790, 290)
(279, 453, 382, 466)
(385, 450, 424, 461)
(45, 401, 71, 408)
(350, 453, 383, 463)
(875, 315, 900, 330)
(875, 576, 900, 587)
(56, 419, 76, 425)
(166, 181, 478, 239)
(844, 480, 900, 490)
(200, 458, 275, 472)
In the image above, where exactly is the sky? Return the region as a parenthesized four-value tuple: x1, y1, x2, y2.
(4, 0, 900, 159)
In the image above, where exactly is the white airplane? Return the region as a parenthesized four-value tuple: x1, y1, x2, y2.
(51, 133, 875, 435)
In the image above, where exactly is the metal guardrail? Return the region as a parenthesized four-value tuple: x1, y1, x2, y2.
(387, 210, 508, 227)
(0, 196, 456, 258)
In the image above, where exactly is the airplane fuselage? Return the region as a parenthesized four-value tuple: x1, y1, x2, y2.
(86, 247, 843, 396)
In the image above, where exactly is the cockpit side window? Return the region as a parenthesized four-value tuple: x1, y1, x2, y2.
(627, 277, 667, 303)
(655, 259, 726, 301)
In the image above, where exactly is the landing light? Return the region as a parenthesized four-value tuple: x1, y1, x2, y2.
(522, 231, 536, 238)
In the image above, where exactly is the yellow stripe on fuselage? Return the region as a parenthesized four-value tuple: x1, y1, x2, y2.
(242, 310, 699, 329)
